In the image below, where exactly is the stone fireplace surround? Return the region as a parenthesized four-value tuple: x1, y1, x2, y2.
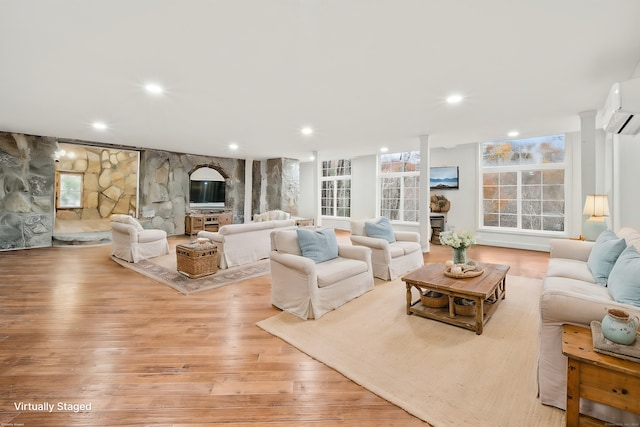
(0, 131, 299, 251)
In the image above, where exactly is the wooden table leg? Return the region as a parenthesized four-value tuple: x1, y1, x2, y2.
(566, 358, 580, 427)
(475, 297, 484, 335)
(406, 283, 412, 315)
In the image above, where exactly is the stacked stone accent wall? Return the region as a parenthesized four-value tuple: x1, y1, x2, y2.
(139, 150, 245, 235)
(55, 143, 138, 221)
(0, 132, 56, 250)
(0, 130, 299, 250)
(252, 158, 299, 217)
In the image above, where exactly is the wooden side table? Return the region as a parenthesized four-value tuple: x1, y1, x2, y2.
(561, 324, 640, 426)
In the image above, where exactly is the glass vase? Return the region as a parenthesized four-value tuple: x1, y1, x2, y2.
(452, 247, 467, 265)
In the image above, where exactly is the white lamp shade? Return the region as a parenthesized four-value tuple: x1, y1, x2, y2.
(583, 194, 610, 220)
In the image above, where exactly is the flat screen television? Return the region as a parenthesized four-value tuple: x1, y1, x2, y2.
(430, 166, 459, 190)
(190, 180, 226, 208)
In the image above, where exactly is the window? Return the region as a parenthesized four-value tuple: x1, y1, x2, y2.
(481, 135, 566, 233)
(57, 172, 83, 208)
(380, 151, 420, 222)
(321, 159, 351, 217)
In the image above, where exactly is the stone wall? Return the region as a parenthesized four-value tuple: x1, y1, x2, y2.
(55, 143, 138, 220)
(0, 132, 56, 250)
(140, 150, 245, 235)
(252, 158, 299, 217)
(0, 130, 299, 250)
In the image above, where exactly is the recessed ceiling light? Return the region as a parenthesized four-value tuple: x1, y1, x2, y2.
(446, 94, 464, 104)
(380, 147, 389, 153)
(92, 121, 107, 130)
(301, 126, 314, 136)
(229, 143, 238, 150)
(508, 131, 520, 137)
(309, 155, 315, 161)
(144, 83, 164, 95)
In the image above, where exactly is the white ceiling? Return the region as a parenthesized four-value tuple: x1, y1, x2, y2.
(2, 1, 640, 161)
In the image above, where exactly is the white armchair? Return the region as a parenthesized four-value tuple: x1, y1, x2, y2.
(269, 229, 374, 320)
(350, 217, 423, 280)
(110, 214, 170, 263)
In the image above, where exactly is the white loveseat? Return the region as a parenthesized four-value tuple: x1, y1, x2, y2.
(110, 214, 170, 263)
(350, 218, 423, 280)
(198, 219, 296, 269)
(539, 227, 640, 425)
(269, 228, 374, 320)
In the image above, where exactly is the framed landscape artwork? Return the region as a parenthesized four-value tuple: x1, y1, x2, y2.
(430, 166, 459, 190)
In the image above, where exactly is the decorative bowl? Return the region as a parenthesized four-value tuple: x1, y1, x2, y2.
(197, 237, 209, 245)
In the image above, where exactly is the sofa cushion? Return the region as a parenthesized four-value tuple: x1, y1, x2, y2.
(618, 227, 640, 252)
(316, 257, 369, 288)
(138, 229, 167, 242)
(296, 228, 339, 263)
(271, 229, 302, 256)
(394, 240, 422, 255)
(546, 258, 596, 284)
(365, 217, 396, 243)
(220, 221, 273, 235)
(608, 246, 640, 307)
(587, 230, 627, 286)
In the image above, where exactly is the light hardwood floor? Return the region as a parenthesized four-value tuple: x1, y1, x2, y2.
(0, 231, 550, 426)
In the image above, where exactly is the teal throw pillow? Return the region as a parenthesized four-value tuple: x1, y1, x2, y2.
(587, 230, 627, 286)
(364, 217, 396, 243)
(296, 228, 339, 263)
(608, 246, 640, 307)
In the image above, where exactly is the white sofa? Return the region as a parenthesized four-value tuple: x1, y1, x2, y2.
(350, 218, 423, 280)
(252, 209, 290, 222)
(198, 219, 296, 269)
(269, 228, 374, 320)
(110, 214, 170, 263)
(539, 227, 640, 424)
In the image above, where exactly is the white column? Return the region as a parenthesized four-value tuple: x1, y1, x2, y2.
(244, 158, 253, 223)
(313, 151, 321, 226)
(419, 135, 430, 252)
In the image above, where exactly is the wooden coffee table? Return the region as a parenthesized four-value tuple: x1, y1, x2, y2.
(401, 263, 510, 334)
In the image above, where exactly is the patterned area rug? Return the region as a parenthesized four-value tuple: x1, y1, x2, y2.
(111, 253, 270, 295)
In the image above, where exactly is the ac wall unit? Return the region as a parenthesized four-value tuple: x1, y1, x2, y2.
(602, 78, 640, 135)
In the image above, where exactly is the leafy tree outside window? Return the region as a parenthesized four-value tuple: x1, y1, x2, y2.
(321, 159, 351, 217)
(380, 151, 420, 222)
(58, 173, 83, 208)
(481, 135, 566, 233)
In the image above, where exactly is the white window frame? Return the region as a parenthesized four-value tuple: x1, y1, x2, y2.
(379, 151, 420, 224)
(478, 135, 569, 236)
(321, 159, 351, 219)
(57, 172, 84, 209)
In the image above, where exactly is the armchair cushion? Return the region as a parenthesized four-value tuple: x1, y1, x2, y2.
(587, 230, 627, 286)
(296, 228, 338, 263)
(608, 246, 640, 306)
(364, 216, 396, 243)
(316, 257, 369, 288)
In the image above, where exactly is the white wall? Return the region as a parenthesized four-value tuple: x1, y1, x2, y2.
(616, 133, 640, 230)
(298, 161, 315, 220)
(429, 144, 477, 232)
(297, 128, 633, 252)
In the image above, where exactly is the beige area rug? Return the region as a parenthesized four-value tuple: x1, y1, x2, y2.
(257, 275, 565, 427)
(111, 252, 270, 295)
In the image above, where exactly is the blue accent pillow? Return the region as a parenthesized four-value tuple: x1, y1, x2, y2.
(587, 230, 627, 286)
(364, 217, 396, 243)
(608, 246, 640, 307)
(296, 228, 339, 263)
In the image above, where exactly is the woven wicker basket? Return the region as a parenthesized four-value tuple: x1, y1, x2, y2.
(176, 243, 218, 278)
(453, 297, 476, 316)
(421, 291, 448, 308)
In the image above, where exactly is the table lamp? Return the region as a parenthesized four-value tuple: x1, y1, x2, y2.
(582, 194, 610, 241)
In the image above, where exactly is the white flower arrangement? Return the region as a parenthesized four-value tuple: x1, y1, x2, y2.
(439, 229, 476, 249)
